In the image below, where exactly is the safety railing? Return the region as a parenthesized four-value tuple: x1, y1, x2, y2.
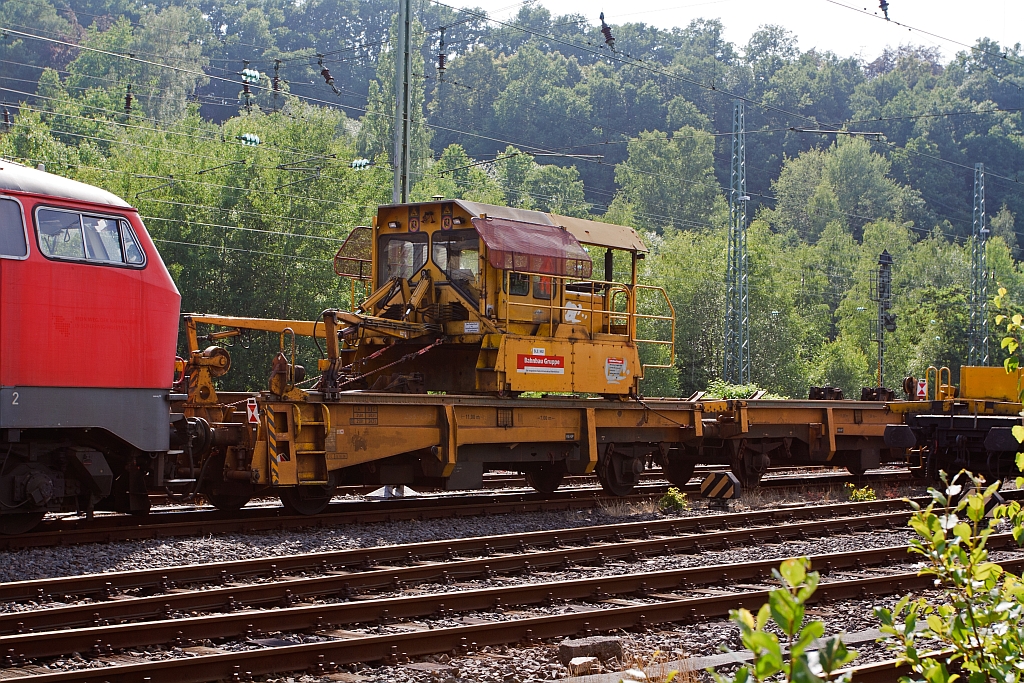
(634, 284, 676, 370)
(500, 271, 675, 369)
(925, 365, 954, 400)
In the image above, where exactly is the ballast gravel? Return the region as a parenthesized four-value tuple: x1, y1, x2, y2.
(0, 485, 926, 583)
(4, 483, 969, 682)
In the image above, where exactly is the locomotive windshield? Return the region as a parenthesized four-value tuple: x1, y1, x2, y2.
(431, 229, 480, 304)
(36, 208, 145, 266)
(377, 232, 428, 284)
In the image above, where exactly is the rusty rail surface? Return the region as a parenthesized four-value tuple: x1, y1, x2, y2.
(3, 470, 919, 551)
(5, 552, 1018, 683)
(0, 497, 922, 603)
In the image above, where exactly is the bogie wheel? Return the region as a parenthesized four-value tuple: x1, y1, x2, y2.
(662, 458, 696, 488)
(279, 473, 338, 516)
(206, 493, 252, 512)
(0, 511, 45, 535)
(524, 464, 566, 494)
(596, 451, 641, 497)
(730, 458, 765, 490)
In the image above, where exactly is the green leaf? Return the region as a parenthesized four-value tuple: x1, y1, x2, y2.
(1013, 426, 1024, 445)
(778, 557, 808, 588)
(816, 636, 856, 673)
(793, 620, 825, 658)
(769, 588, 802, 635)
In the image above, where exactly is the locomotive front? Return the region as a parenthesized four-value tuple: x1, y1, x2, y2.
(0, 161, 181, 532)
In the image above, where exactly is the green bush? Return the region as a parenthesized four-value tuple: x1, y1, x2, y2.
(709, 557, 856, 683)
(658, 486, 690, 512)
(844, 483, 876, 501)
(876, 470, 1024, 683)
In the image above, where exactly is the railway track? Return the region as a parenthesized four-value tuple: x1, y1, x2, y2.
(0, 518, 1015, 683)
(0, 495, 994, 681)
(11, 469, 920, 551)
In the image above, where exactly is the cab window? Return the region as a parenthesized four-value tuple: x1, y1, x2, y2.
(533, 275, 556, 300)
(432, 229, 480, 304)
(377, 233, 428, 283)
(36, 208, 146, 266)
(505, 272, 530, 296)
(0, 198, 28, 258)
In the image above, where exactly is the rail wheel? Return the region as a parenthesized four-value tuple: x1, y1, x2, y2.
(662, 458, 696, 488)
(207, 493, 252, 512)
(730, 458, 766, 490)
(524, 464, 566, 494)
(596, 450, 641, 497)
(0, 511, 45, 535)
(279, 473, 338, 516)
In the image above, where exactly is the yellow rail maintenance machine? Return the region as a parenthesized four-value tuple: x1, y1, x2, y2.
(170, 201, 901, 513)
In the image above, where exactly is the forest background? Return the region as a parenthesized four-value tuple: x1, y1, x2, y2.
(2, 0, 1023, 397)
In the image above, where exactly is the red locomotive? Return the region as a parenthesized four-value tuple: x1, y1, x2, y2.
(0, 161, 180, 532)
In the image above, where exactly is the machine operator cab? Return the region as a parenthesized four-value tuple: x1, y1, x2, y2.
(331, 201, 674, 397)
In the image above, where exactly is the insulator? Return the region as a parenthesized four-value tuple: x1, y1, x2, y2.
(437, 53, 446, 72)
(599, 12, 615, 49)
(2, 106, 10, 130)
(124, 84, 133, 116)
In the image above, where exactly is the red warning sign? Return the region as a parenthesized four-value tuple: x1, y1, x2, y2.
(246, 397, 260, 424)
(916, 379, 927, 399)
(516, 354, 565, 375)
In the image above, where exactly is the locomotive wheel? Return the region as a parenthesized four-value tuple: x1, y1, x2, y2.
(279, 473, 338, 516)
(207, 493, 252, 512)
(662, 458, 696, 488)
(0, 511, 45, 535)
(596, 451, 640, 497)
(524, 464, 566, 494)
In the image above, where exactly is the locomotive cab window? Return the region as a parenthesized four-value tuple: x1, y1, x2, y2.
(432, 229, 480, 304)
(0, 198, 28, 259)
(505, 271, 530, 296)
(36, 208, 146, 266)
(377, 232, 428, 284)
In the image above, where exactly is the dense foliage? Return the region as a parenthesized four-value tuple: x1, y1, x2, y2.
(2, 0, 1023, 394)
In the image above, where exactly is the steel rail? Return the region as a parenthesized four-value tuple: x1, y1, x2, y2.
(4, 470, 923, 551)
(5, 555, 1020, 683)
(0, 487, 668, 551)
(0, 508, 918, 635)
(7, 538, 1019, 660)
(0, 497, 918, 603)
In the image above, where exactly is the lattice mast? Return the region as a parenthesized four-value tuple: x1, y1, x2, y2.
(870, 251, 894, 388)
(723, 100, 750, 385)
(392, 0, 413, 203)
(969, 162, 989, 366)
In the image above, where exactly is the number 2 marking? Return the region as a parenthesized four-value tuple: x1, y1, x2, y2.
(10, 392, 18, 406)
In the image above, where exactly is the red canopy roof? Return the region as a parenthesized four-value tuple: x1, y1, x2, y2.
(472, 216, 592, 278)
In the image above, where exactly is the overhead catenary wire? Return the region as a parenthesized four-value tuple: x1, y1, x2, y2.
(3, 21, 1014, 241)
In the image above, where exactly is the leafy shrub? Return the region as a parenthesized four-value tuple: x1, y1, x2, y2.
(658, 486, 690, 512)
(877, 470, 1024, 683)
(710, 557, 856, 683)
(704, 379, 786, 400)
(844, 483, 876, 501)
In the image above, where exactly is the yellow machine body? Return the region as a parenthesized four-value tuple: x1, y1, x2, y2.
(327, 200, 674, 396)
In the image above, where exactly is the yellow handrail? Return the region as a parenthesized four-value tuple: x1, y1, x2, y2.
(499, 270, 675, 371)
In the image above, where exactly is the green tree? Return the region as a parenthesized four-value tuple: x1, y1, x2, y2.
(613, 126, 724, 233)
(357, 14, 432, 179)
(524, 164, 587, 216)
